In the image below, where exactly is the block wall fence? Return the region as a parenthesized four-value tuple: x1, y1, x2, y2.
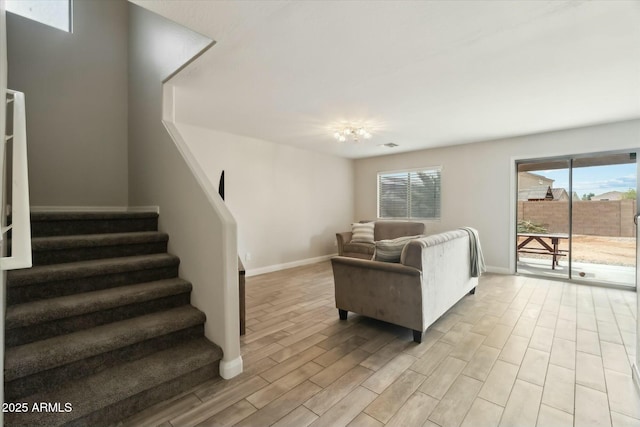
(517, 200, 637, 237)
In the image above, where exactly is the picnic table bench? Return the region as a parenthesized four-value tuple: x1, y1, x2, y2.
(517, 233, 569, 270)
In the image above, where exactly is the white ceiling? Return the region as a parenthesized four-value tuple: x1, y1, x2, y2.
(132, 0, 640, 159)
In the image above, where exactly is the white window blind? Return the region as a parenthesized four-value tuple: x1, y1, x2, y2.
(378, 168, 441, 219)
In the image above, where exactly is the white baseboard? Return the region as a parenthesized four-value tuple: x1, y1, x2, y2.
(485, 265, 512, 275)
(30, 205, 160, 213)
(219, 355, 243, 379)
(246, 259, 512, 277)
(245, 254, 337, 277)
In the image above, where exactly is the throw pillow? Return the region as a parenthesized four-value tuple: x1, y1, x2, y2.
(374, 235, 423, 262)
(350, 222, 375, 243)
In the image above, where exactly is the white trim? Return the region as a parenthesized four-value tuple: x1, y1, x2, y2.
(30, 205, 160, 213)
(127, 206, 161, 213)
(248, 259, 512, 278)
(246, 254, 337, 277)
(220, 355, 243, 380)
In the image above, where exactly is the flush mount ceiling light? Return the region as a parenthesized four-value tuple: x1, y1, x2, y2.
(332, 124, 372, 142)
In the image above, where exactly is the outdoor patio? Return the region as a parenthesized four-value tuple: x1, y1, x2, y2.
(517, 257, 636, 288)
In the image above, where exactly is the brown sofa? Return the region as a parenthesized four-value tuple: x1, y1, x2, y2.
(336, 221, 425, 259)
(331, 229, 480, 343)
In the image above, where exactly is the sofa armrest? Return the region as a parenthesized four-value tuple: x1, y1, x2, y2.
(331, 256, 423, 331)
(335, 231, 352, 256)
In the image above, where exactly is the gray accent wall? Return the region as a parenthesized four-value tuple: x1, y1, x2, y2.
(6, 0, 129, 206)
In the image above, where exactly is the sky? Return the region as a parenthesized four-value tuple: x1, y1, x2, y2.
(537, 163, 637, 197)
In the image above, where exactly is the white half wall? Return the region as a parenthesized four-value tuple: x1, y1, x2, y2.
(354, 119, 640, 272)
(128, 4, 241, 378)
(175, 122, 354, 272)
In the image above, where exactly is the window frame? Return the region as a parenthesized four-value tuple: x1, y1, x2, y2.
(376, 166, 442, 221)
(6, 0, 73, 33)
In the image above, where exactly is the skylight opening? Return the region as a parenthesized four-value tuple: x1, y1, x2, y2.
(6, 0, 72, 33)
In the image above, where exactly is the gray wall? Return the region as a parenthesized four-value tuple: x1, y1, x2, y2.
(354, 119, 640, 272)
(128, 4, 239, 360)
(6, 0, 128, 206)
(176, 122, 354, 274)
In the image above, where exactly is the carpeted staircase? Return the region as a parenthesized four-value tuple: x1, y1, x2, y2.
(4, 211, 222, 426)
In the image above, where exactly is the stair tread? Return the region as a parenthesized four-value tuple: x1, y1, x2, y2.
(31, 231, 168, 250)
(7, 253, 179, 286)
(6, 278, 192, 329)
(31, 211, 159, 221)
(5, 338, 221, 426)
(5, 306, 206, 381)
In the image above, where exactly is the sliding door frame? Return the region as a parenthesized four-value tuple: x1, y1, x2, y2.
(511, 149, 638, 289)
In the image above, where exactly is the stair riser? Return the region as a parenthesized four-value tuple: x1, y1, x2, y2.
(32, 241, 169, 266)
(67, 362, 220, 427)
(31, 218, 158, 237)
(6, 324, 204, 400)
(7, 265, 179, 305)
(6, 293, 191, 347)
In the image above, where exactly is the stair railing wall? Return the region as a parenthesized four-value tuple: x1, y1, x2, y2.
(1, 90, 31, 270)
(129, 4, 241, 379)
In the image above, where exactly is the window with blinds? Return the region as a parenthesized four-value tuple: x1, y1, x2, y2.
(377, 167, 441, 220)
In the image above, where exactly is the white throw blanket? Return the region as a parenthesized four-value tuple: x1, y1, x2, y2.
(460, 227, 486, 278)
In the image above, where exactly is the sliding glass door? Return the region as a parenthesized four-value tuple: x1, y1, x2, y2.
(517, 160, 571, 280)
(516, 151, 637, 288)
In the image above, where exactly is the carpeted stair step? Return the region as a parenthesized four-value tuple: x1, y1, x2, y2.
(30, 231, 169, 266)
(7, 253, 180, 305)
(30, 211, 158, 237)
(4, 337, 222, 427)
(4, 210, 223, 425)
(5, 306, 206, 400)
(5, 278, 192, 347)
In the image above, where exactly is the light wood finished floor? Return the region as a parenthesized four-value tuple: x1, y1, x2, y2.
(122, 261, 640, 427)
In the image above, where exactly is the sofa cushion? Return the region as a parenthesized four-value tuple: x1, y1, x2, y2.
(351, 222, 375, 243)
(374, 221, 425, 241)
(343, 242, 375, 256)
(374, 235, 423, 262)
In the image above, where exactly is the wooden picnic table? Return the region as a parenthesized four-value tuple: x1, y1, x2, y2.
(517, 233, 569, 270)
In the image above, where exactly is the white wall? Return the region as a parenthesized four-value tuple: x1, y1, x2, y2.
(354, 119, 640, 272)
(175, 122, 354, 274)
(6, 0, 129, 206)
(128, 4, 242, 378)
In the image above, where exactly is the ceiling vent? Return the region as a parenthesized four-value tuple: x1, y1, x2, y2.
(382, 143, 398, 148)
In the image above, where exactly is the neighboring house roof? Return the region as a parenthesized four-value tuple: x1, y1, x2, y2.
(551, 188, 569, 200)
(592, 191, 624, 201)
(518, 186, 554, 201)
(521, 171, 554, 181)
(518, 172, 554, 188)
